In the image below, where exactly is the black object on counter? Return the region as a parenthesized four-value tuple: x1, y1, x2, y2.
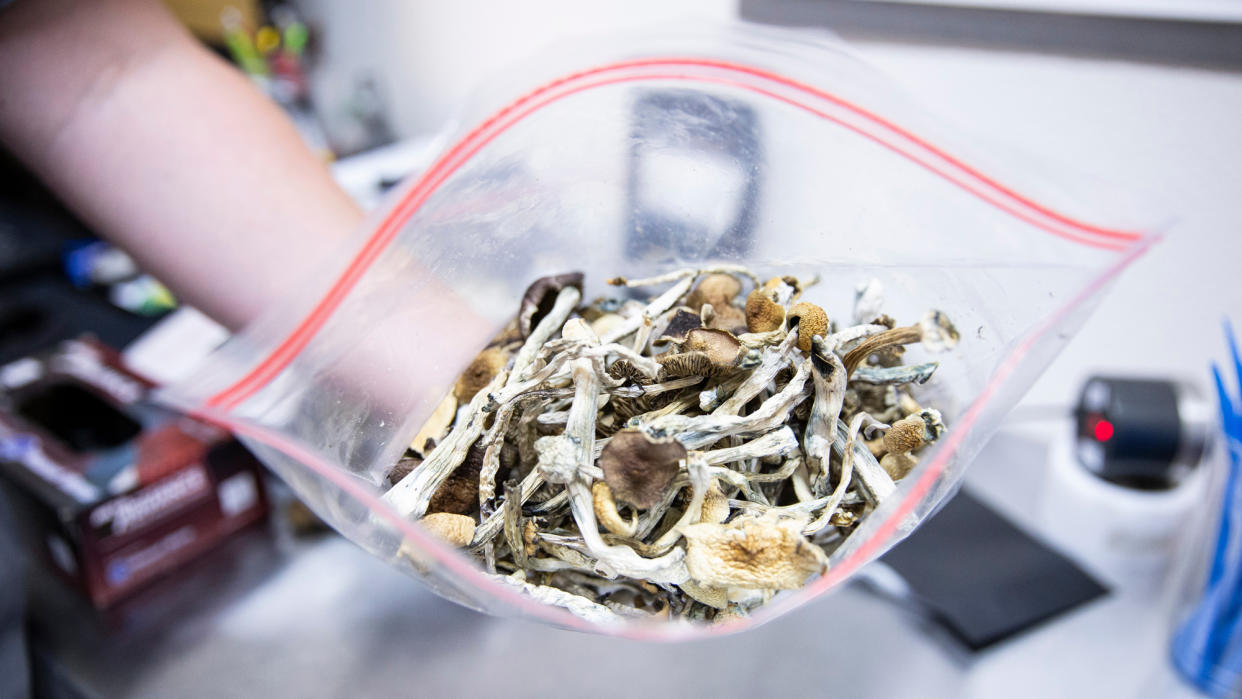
(881, 489, 1108, 651)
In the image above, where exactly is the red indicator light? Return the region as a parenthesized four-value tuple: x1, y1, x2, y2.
(1093, 418, 1114, 442)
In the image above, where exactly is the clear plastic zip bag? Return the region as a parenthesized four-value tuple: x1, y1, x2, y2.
(163, 24, 1157, 639)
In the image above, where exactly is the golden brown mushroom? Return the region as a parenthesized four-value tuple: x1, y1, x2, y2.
(681, 514, 827, 589)
(786, 302, 829, 353)
(416, 512, 477, 548)
(744, 289, 785, 333)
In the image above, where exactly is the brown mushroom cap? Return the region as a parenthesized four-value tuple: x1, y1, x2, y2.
(454, 347, 509, 402)
(706, 304, 749, 334)
(598, 429, 686, 509)
(427, 443, 484, 515)
(386, 455, 422, 487)
(417, 512, 476, 548)
(683, 328, 742, 367)
(786, 302, 829, 353)
(883, 414, 927, 455)
(682, 515, 827, 589)
(517, 272, 584, 338)
(687, 274, 742, 311)
(744, 289, 785, 333)
(654, 307, 703, 345)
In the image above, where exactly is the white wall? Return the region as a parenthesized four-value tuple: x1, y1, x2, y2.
(293, 0, 739, 139)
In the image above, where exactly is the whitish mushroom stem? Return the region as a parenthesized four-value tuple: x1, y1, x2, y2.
(740, 454, 803, 483)
(599, 276, 695, 345)
(383, 367, 510, 519)
(698, 374, 747, 412)
(643, 360, 812, 450)
(853, 362, 939, 386)
(699, 426, 800, 467)
(832, 417, 896, 505)
(821, 323, 890, 354)
(651, 453, 712, 550)
(791, 461, 815, 502)
(469, 466, 548, 550)
(511, 286, 581, 381)
(803, 412, 868, 534)
(714, 328, 799, 416)
(807, 336, 848, 495)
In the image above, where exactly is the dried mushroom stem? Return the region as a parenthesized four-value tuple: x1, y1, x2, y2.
(832, 417, 896, 505)
(714, 328, 799, 417)
(385, 367, 509, 519)
(599, 276, 696, 345)
(803, 412, 868, 534)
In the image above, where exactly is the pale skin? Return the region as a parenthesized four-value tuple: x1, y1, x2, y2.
(0, 0, 364, 330)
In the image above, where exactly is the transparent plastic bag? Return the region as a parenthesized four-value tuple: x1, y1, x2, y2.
(163, 23, 1157, 638)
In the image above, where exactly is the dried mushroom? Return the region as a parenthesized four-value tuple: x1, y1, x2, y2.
(682, 514, 827, 590)
(599, 429, 686, 510)
(417, 512, 476, 548)
(744, 288, 785, 333)
(518, 273, 584, 338)
(383, 266, 960, 623)
(454, 348, 509, 402)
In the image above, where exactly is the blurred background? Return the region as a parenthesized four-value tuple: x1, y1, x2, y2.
(1, 1, 1241, 697)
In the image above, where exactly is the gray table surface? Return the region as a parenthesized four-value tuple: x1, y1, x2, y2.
(28, 428, 1202, 699)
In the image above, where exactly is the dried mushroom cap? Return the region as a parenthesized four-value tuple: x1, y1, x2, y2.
(598, 429, 686, 509)
(427, 443, 484, 515)
(654, 307, 703, 345)
(786, 302, 828, 353)
(884, 414, 928, 455)
(884, 409, 946, 455)
(410, 392, 457, 455)
(680, 579, 729, 609)
(706, 304, 748, 334)
(657, 351, 716, 380)
(687, 273, 742, 310)
(417, 512, 476, 548)
(454, 347, 508, 402)
(682, 515, 827, 589)
(518, 272, 584, 338)
(609, 358, 653, 384)
(387, 455, 422, 487)
(880, 452, 917, 480)
(744, 289, 785, 333)
(683, 328, 741, 368)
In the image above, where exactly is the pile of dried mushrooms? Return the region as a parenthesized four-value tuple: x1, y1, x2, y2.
(382, 266, 958, 623)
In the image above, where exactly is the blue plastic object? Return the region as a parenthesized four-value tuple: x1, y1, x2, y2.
(1173, 321, 1242, 697)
